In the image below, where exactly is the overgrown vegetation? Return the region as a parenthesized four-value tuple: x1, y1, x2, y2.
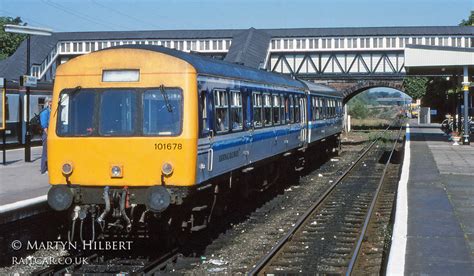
(0, 16, 27, 60)
(402, 77, 428, 100)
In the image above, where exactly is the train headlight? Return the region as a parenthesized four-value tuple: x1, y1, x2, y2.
(62, 162, 73, 175)
(111, 165, 123, 178)
(161, 162, 173, 176)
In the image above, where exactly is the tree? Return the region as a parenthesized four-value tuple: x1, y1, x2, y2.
(402, 77, 428, 100)
(0, 16, 27, 60)
(459, 11, 474, 26)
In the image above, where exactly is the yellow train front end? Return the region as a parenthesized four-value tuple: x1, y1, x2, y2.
(47, 48, 198, 233)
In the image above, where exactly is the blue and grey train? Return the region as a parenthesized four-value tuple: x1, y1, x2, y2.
(44, 45, 343, 236)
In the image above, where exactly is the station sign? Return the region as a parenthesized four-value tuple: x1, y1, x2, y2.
(20, 75, 37, 87)
(0, 78, 5, 130)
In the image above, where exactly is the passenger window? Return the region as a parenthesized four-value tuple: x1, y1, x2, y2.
(214, 90, 229, 133)
(289, 95, 294, 123)
(230, 91, 243, 131)
(252, 92, 263, 128)
(273, 95, 280, 124)
(263, 94, 272, 126)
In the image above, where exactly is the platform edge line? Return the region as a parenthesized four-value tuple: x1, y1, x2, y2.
(386, 123, 410, 276)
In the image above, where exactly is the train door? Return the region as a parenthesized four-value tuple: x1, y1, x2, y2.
(198, 90, 214, 177)
(299, 96, 307, 146)
(244, 91, 261, 165)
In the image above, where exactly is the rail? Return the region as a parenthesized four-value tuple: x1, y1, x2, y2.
(249, 124, 397, 275)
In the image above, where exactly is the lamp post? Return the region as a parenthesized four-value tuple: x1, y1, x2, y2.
(462, 66, 470, 145)
(4, 24, 52, 162)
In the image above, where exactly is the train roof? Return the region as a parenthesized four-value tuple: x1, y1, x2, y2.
(299, 80, 343, 98)
(110, 45, 307, 90)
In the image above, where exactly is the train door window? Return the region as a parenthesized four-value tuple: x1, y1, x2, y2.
(289, 95, 295, 123)
(328, 99, 332, 117)
(214, 90, 229, 133)
(294, 95, 300, 123)
(329, 100, 333, 117)
(280, 95, 285, 125)
(199, 91, 209, 136)
(332, 100, 335, 117)
(311, 96, 317, 121)
(230, 91, 243, 131)
(272, 94, 281, 124)
(338, 100, 343, 116)
(263, 93, 272, 126)
(252, 92, 263, 128)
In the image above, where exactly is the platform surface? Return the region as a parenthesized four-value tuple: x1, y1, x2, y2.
(405, 122, 474, 275)
(0, 147, 49, 206)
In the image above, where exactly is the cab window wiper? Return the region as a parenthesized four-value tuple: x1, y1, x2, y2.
(160, 85, 173, 112)
(54, 86, 81, 116)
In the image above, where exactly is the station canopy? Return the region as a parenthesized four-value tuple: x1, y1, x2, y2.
(404, 45, 474, 76)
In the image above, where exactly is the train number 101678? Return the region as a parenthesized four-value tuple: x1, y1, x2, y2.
(154, 143, 183, 150)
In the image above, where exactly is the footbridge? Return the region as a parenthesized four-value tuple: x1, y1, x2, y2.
(0, 25, 472, 103)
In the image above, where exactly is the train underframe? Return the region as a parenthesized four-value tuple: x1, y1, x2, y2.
(60, 134, 341, 242)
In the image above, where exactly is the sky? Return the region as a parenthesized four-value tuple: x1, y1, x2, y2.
(0, 0, 472, 33)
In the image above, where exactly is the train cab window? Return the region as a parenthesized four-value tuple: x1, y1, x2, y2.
(252, 92, 263, 128)
(57, 89, 95, 136)
(214, 90, 229, 133)
(294, 96, 300, 123)
(272, 95, 281, 124)
(289, 95, 295, 123)
(263, 94, 272, 126)
(230, 91, 243, 131)
(143, 88, 183, 136)
(100, 90, 137, 136)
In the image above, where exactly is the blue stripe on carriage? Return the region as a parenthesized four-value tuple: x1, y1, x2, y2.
(199, 121, 341, 153)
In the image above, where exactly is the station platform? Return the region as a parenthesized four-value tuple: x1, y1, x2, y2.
(388, 120, 474, 275)
(0, 147, 49, 223)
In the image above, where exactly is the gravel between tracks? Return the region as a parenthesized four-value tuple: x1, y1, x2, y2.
(176, 131, 373, 274)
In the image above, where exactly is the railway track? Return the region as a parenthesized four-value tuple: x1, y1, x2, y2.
(249, 125, 404, 275)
